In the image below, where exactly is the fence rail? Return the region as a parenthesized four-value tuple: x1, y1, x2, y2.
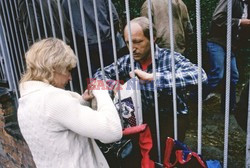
(0, 0, 249, 167)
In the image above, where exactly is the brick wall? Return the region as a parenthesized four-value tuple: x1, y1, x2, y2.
(0, 88, 35, 168)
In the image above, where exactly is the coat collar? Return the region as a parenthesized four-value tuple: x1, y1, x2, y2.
(19, 81, 51, 97)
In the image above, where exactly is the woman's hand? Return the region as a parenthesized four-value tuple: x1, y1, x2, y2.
(82, 89, 94, 101)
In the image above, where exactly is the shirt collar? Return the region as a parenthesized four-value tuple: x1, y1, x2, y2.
(154, 44, 160, 60)
(19, 81, 51, 97)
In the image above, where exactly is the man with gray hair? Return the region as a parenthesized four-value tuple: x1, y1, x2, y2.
(94, 16, 207, 165)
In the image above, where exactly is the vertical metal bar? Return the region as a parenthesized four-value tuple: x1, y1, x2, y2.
(196, 0, 203, 155)
(125, 0, 140, 127)
(57, 0, 66, 42)
(223, 0, 232, 167)
(39, 0, 48, 38)
(57, 0, 73, 91)
(0, 22, 7, 81)
(0, 56, 6, 80)
(1, 0, 22, 78)
(0, 65, 4, 81)
(93, 0, 106, 81)
(0, 17, 19, 99)
(22, 21, 30, 48)
(25, 0, 35, 43)
(13, 0, 30, 48)
(13, 0, 27, 55)
(246, 80, 250, 168)
(147, 0, 161, 162)
(168, 0, 178, 140)
(67, 0, 83, 93)
(8, 0, 25, 72)
(79, 0, 92, 79)
(107, 0, 123, 125)
(0, 2, 16, 82)
(47, 0, 56, 37)
(31, 0, 41, 39)
(0, 36, 10, 87)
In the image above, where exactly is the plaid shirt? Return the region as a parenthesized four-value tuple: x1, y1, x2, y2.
(93, 45, 207, 114)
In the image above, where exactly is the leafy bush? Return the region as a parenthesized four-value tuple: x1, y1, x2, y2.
(113, 0, 218, 38)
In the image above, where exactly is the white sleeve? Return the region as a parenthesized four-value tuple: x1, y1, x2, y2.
(46, 90, 122, 143)
(66, 90, 90, 106)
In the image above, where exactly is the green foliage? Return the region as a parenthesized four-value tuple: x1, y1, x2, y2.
(182, 0, 219, 65)
(183, 0, 218, 35)
(113, 0, 145, 28)
(113, 0, 218, 37)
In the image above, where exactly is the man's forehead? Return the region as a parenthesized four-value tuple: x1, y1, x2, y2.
(125, 22, 142, 31)
(124, 22, 144, 36)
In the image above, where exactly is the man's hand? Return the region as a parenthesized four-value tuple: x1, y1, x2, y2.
(129, 69, 153, 81)
(84, 79, 107, 101)
(240, 19, 250, 27)
(113, 83, 123, 96)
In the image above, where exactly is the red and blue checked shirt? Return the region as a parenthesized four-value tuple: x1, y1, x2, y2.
(93, 45, 207, 115)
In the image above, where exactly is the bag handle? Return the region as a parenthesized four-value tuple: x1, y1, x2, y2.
(139, 124, 155, 168)
(175, 151, 207, 168)
(163, 137, 207, 168)
(122, 124, 147, 136)
(163, 137, 178, 168)
(122, 124, 155, 168)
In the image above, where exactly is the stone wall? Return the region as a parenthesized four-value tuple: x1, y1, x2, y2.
(0, 88, 35, 168)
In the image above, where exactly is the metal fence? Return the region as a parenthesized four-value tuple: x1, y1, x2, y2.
(0, 0, 249, 167)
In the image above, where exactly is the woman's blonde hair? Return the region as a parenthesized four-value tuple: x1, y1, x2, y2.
(20, 38, 77, 84)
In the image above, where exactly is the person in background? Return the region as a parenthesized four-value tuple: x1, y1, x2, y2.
(94, 17, 207, 166)
(17, 38, 122, 168)
(62, 0, 126, 93)
(18, 0, 71, 44)
(235, 80, 249, 132)
(140, 0, 193, 55)
(205, 0, 250, 113)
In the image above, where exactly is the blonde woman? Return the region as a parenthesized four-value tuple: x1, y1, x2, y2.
(18, 38, 122, 168)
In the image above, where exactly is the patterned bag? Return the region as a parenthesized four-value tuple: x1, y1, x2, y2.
(113, 78, 143, 127)
(97, 78, 143, 166)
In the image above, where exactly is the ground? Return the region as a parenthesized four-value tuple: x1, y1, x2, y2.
(184, 85, 247, 168)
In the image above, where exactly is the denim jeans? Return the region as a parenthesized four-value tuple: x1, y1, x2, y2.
(206, 41, 239, 110)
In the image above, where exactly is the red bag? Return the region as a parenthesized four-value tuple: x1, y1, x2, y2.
(123, 124, 155, 168)
(123, 125, 207, 168)
(163, 137, 207, 168)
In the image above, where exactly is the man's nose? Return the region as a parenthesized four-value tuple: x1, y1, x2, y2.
(132, 47, 136, 52)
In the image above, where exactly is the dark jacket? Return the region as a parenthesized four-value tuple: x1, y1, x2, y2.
(235, 81, 249, 132)
(207, 0, 249, 51)
(18, 0, 71, 43)
(62, 0, 119, 45)
(141, 0, 194, 54)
